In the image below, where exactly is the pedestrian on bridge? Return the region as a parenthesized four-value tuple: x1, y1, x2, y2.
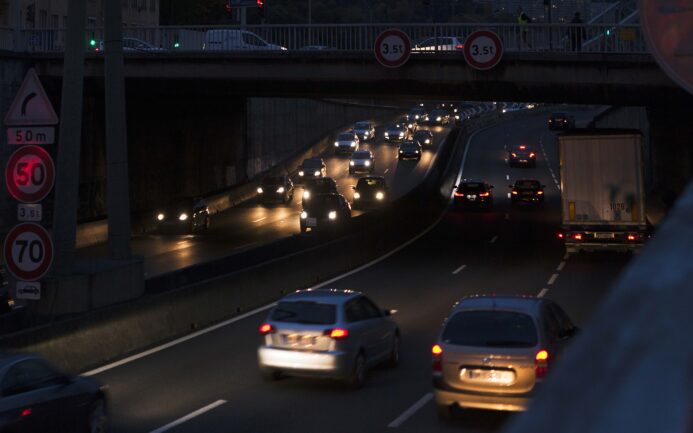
(569, 12, 586, 51)
(517, 8, 532, 49)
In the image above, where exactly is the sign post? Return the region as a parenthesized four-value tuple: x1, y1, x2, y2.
(463, 30, 504, 71)
(374, 29, 412, 68)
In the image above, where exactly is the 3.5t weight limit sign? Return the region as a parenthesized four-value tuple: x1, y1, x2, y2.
(3, 223, 54, 280)
(463, 30, 504, 71)
(5, 145, 55, 203)
(374, 29, 411, 68)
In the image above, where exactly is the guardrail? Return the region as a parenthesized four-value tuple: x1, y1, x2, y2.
(3, 23, 648, 54)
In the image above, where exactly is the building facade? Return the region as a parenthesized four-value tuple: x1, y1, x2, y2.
(1, 0, 159, 28)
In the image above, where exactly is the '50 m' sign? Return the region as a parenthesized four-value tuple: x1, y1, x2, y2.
(5, 145, 55, 203)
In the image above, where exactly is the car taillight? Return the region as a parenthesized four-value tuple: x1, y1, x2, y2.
(454, 192, 465, 197)
(537, 190, 544, 195)
(328, 328, 349, 340)
(529, 152, 536, 158)
(573, 233, 583, 240)
(627, 234, 638, 241)
(432, 344, 443, 372)
(511, 190, 518, 195)
(511, 152, 517, 157)
(557, 232, 564, 239)
(535, 349, 549, 378)
(21, 408, 31, 417)
(259, 323, 274, 335)
(455, 43, 464, 50)
(519, 145, 526, 150)
(479, 192, 490, 197)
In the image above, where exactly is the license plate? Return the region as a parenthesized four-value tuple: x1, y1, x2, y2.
(461, 368, 515, 385)
(595, 232, 615, 239)
(285, 334, 317, 346)
(468, 195, 477, 201)
(306, 217, 317, 227)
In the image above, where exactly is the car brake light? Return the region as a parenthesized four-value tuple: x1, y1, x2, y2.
(479, 192, 490, 197)
(329, 328, 349, 339)
(21, 408, 31, 417)
(259, 323, 274, 335)
(537, 190, 544, 195)
(455, 43, 464, 49)
(529, 152, 536, 158)
(511, 152, 517, 157)
(557, 233, 564, 239)
(627, 234, 637, 241)
(511, 190, 518, 195)
(573, 233, 583, 240)
(432, 344, 443, 372)
(519, 145, 526, 150)
(535, 349, 549, 378)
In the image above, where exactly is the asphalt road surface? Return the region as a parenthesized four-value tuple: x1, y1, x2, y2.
(89, 110, 633, 433)
(77, 121, 450, 277)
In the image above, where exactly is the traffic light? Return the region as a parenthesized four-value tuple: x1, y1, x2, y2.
(89, 33, 97, 51)
(257, 0, 265, 18)
(225, 2, 231, 13)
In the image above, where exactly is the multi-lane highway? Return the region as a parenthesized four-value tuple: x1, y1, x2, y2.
(76, 122, 450, 277)
(85, 109, 633, 433)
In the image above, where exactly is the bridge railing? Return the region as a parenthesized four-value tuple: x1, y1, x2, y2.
(14, 23, 648, 54)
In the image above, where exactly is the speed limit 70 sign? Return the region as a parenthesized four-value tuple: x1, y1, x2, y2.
(463, 30, 504, 71)
(3, 223, 54, 281)
(4, 145, 55, 203)
(374, 29, 412, 68)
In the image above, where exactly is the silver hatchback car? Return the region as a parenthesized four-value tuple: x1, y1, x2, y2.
(258, 289, 399, 388)
(432, 295, 577, 419)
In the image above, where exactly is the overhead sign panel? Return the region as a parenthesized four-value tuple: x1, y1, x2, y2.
(4, 68, 59, 126)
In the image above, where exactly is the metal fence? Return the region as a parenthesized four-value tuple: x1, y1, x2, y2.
(12, 23, 647, 55)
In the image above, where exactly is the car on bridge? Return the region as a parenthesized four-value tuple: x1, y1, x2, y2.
(349, 150, 375, 175)
(352, 176, 389, 210)
(412, 36, 465, 52)
(299, 193, 351, 233)
(257, 175, 294, 204)
(398, 140, 423, 161)
(508, 144, 537, 167)
(352, 121, 376, 141)
(155, 197, 210, 233)
(427, 109, 451, 125)
(414, 129, 434, 146)
(334, 132, 360, 154)
(548, 112, 576, 130)
(302, 177, 338, 207)
(298, 157, 327, 179)
(384, 124, 408, 142)
(454, 180, 494, 210)
(510, 179, 546, 207)
(97, 37, 165, 53)
(202, 29, 287, 51)
(0, 353, 108, 432)
(258, 288, 399, 388)
(433, 295, 578, 419)
(407, 107, 428, 122)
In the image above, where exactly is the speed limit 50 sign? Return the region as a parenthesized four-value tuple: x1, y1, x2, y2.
(463, 30, 504, 71)
(3, 223, 54, 281)
(4, 145, 55, 203)
(374, 29, 412, 68)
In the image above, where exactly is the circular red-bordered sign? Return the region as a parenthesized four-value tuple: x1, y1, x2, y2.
(3, 223, 54, 280)
(463, 30, 504, 71)
(5, 145, 55, 204)
(374, 29, 412, 68)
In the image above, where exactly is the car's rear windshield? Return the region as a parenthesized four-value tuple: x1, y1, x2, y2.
(552, 113, 567, 118)
(442, 311, 538, 347)
(357, 178, 384, 188)
(338, 133, 354, 141)
(352, 151, 371, 158)
(302, 159, 323, 168)
(262, 176, 283, 185)
(271, 301, 336, 325)
(355, 123, 370, 129)
(460, 183, 483, 191)
(515, 180, 540, 189)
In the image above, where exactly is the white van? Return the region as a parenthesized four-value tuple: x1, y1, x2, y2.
(203, 29, 287, 51)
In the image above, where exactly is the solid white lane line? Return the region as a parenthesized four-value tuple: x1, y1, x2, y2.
(452, 264, 467, 275)
(82, 305, 274, 377)
(252, 216, 267, 223)
(387, 393, 433, 428)
(149, 400, 227, 433)
(507, 192, 512, 199)
(384, 168, 389, 174)
(547, 273, 559, 285)
(506, 174, 510, 180)
(556, 261, 566, 271)
(490, 235, 498, 243)
(563, 252, 570, 260)
(537, 288, 549, 298)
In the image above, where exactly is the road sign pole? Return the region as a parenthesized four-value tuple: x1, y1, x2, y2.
(51, 0, 86, 275)
(104, 0, 132, 260)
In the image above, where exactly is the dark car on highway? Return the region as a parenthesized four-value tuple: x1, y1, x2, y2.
(398, 140, 422, 161)
(384, 124, 408, 142)
(510, 179, 546, 207)
(508, 144, 537, 167)
(352, 176, 389, 210)
(548, 112, 575, 130)
(258, 175, 294, 204)
(414, 129, 434, 146)
(349, 150, 375, 175)
(302, 177, 338, 207)
(300, 193, 351, 233)
(433, 295, 578, 418)
(298, 157, 327, 179)
(408, 107, 427, 122)
(427, 109, 450, 125)
(454, 180, 494, 210)
(0, 353, 108, 433)
(155, 197, 210, 233)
